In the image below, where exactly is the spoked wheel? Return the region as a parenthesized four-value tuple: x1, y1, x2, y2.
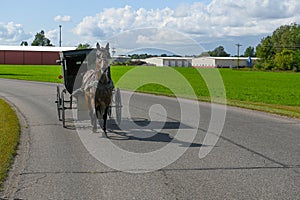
(115, 88, 122, 125)
(61, 89, 66, 128)
(108, 105, 112, 118)
(56, 85, 62, 121)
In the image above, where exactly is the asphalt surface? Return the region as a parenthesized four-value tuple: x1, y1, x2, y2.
(0, 78, 299, 199)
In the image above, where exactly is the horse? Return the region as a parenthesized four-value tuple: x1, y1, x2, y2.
(82, 42, 113, 136)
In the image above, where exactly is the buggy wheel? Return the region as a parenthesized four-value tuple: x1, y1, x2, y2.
(108, 105, 112, 118)
(69, 95, 73, 109)
(61, 89, 66, 128)
(56, 85, 62, 121)
(115, 88, 122, 125)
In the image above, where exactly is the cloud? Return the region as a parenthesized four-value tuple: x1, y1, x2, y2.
(74, 1, 300, 54)
(54, 15, 72, 22)
(0, 22, 31, 44)
(45, 29, 58, 45)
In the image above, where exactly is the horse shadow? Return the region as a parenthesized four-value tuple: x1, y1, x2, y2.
(106, 118, 205, 148)
(64, 117, 206, 148)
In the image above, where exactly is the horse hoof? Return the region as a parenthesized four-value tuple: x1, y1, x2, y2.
(102, 130, 107, 138)
(91, 118, 95, 126)
(99, 120, 104, 129)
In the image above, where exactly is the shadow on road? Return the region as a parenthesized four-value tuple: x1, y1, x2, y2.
(61, 117, 205, 148)
(107, 118, 204, 148)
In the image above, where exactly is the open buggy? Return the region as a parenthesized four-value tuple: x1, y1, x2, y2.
(55, 48, 122, 131)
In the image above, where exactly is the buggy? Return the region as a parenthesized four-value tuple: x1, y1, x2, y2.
(55, 48, 122, 128)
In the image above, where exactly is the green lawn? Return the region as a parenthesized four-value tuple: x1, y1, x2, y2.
(0, 65, 63, 83)
(111, 66, 300, 104)
(0, 98, 20, 190)
(111, 66, 300, 117)
(0, 64, 299, 117)
(220, 69, 300, 106)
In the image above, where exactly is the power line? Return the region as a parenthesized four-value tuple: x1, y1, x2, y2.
(266, 45, 300, 49)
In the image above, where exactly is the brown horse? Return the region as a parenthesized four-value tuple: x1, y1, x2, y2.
(82, 42, 113, 135)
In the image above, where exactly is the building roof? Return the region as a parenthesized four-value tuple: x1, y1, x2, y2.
(0, 45, 76, 52)
(194, 56, 259, 60)
(144, 56, 193, 60)
(142, 56, 259, 61)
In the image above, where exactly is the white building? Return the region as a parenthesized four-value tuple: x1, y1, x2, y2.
(142, 57, 193, 67)
(192, 57, 258, 68)
(142, 56, 258, 68)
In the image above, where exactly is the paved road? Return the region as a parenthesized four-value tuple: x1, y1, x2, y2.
(0, 78, 299, 199)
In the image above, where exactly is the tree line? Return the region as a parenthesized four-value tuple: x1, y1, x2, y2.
(255, 23, 300, 71)
(207, 23, 300, 71)
(22, 23, 300, 71)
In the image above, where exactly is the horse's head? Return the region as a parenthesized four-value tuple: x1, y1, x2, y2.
(95, 42, 111, 83)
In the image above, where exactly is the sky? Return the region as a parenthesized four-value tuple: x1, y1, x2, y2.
(1, 0, 300, 56)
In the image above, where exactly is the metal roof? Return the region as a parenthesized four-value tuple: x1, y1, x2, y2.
(0, 45, 76, 52)
(144, 56, 259, 61)
(195, 56, 259, 60)
(144, 56, 193, 60)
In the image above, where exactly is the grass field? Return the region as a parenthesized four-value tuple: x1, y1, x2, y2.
(0, 65, 63, 83)
(0, 98, 20, 190)
(111, 66, 300, 117)
(0, 64, 299, 117)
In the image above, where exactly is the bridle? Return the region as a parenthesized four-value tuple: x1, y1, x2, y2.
(95, 49, 111, 83)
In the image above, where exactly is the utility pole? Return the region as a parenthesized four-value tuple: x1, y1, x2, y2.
(112, 47, 116, 57)
(59, 25, 62, 47)
(235, 43, 242, 68)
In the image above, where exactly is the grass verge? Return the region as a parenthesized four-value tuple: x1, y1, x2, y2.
(225, 99, 300, 118)
(0, 98, 20, 190)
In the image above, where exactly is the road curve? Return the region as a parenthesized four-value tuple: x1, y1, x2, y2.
(0, 78, 299, 199)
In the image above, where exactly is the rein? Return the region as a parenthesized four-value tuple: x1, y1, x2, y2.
(89, 65, 110, 89)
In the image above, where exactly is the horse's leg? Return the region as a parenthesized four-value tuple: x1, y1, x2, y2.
(90, 89, 97, 133)
(102, 106, 109, 137)
(84, 92, 93, 126)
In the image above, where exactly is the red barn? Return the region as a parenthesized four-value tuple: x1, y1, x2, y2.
(0, 45, 76, 65)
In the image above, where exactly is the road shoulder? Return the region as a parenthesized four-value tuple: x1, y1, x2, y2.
(0, 97, 30, 199)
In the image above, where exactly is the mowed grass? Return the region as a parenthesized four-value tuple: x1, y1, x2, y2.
(0, 64, 63, 83)
(111, 66, 300, 117)
(218, 69, 300, 117)
(0, 64, 299, 117)
(0, 98, 20, 190)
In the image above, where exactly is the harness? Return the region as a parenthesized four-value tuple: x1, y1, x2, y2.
(72, 48, 114, 97)
(85, 67, 114, 94)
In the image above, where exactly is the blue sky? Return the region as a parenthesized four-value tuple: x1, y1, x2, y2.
(1, 0, 300, 55)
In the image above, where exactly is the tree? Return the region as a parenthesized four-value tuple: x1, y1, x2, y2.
(256, 36, 276, 70)
(20, 41, 28, 46)
(31, 30, 53, 46)
(293, 50, 300, 71)
(256, 36, 275, 60)
(208, 46, 230, 57)
(271, 23, 300, 53)
(244, 46, 255, 57)
(76, 43, 91, 50)
(129, 54, 139, 59)
(274, 49, 296, 70)
(255, 23, 300, 70)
